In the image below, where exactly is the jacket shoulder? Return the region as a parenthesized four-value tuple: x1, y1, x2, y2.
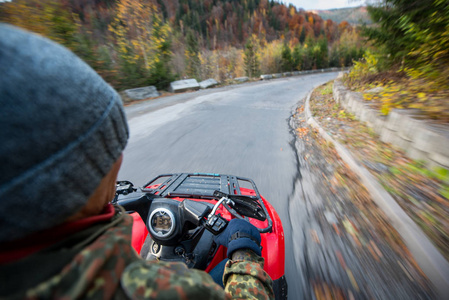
(121, 260, 226, 300)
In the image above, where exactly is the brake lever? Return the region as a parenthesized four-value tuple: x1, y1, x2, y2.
(213, 191, 266, 221)
(208, 196, 234, 218)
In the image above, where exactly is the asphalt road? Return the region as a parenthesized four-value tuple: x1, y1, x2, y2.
(118, 72, 341, 299)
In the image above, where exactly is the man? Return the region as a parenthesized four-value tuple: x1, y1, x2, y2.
(0, 24, 274, 299)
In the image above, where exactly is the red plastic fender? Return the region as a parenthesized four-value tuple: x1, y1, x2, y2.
(130, 212, 148, 254)
(259, 197, 285, 281)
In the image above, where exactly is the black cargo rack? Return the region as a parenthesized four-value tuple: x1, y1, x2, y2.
(142, 173, 272, 233)
(142, 173, 261, 200)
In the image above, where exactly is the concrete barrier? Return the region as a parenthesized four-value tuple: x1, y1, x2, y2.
(260, 74, 273, 80)
(199, 78, 218, 89)
(169, 79, 200, 93)
(124, 86, 159, 100)
(234, 77, 249, 83)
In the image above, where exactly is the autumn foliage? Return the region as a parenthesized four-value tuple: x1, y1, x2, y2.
(0, 0, 365, 90)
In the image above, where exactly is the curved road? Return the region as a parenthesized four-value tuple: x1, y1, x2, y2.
(118, 73, 338, 299)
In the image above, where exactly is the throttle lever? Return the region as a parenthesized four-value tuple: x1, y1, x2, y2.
(204, 196, 232, 235)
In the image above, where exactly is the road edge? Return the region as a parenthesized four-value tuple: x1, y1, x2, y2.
(304, 86, 449, 300)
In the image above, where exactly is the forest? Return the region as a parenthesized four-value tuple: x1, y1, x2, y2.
(0, 0, 365, 90)
(345, 0, 449, 121)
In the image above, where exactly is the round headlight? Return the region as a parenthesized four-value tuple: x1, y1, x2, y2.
(149, 208, 175, 238)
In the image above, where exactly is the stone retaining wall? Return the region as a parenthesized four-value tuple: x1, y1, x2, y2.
(333, 74, 449, 170)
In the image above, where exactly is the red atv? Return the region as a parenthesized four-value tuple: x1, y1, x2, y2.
(114, 173, 287, 299)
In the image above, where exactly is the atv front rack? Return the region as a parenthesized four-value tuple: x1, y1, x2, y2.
(142, 173, 272, 233)
(142, 173, 259, 199)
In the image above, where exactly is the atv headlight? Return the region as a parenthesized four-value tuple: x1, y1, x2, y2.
(149, 208, 175, 239)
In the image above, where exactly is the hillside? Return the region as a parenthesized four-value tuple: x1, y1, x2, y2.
(0, 0, 355, 49)
(310, 6, 371, 25)
(0, 0, 365, 89)
(159, 0, 352, 48)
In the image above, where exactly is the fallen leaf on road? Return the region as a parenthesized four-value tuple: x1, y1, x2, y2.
(311, 229, 320, 244)
(336, 250, 346, 269)
(346, 268, 359, 292)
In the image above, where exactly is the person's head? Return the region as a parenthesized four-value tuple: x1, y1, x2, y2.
(0, 24, 129, 243)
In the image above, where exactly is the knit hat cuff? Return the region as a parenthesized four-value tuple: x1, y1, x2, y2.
(0, 95, 128, 242)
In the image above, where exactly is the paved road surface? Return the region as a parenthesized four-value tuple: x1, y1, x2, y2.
(119, 73, 338, 299)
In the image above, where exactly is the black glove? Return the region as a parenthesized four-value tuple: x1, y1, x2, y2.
(214, 219, 261, 258)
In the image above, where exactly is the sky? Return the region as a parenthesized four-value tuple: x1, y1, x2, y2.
(287, 0, 366, 10)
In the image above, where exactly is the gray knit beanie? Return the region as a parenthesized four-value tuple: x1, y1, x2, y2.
(0, 24, 129, 242)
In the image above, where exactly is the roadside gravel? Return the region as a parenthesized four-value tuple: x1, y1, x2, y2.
(289, 88, 434, 299)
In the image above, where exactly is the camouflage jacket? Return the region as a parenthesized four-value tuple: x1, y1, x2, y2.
(0, 206, 273, 300)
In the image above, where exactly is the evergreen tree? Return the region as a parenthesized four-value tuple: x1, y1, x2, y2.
(292, 44, 303, 70)
(362, 0, 413, 64)
(281, 42, 293, 72)
(147, 12, 175, 89)
(244, 37, 260, 78)
(108, 0, 174, 89)
(1, 0, 77, 50)
(329, 44, 340, 67)
(314, 36, 328, 69)
(299, 27, 306, 44)
(302, 36, 315, 70)
(185, 30, 201, 79)
(48, 2, 77, 50)
(363, 0, 449, 80)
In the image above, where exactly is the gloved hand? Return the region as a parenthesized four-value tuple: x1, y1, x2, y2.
(214, 219, 262, 258)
